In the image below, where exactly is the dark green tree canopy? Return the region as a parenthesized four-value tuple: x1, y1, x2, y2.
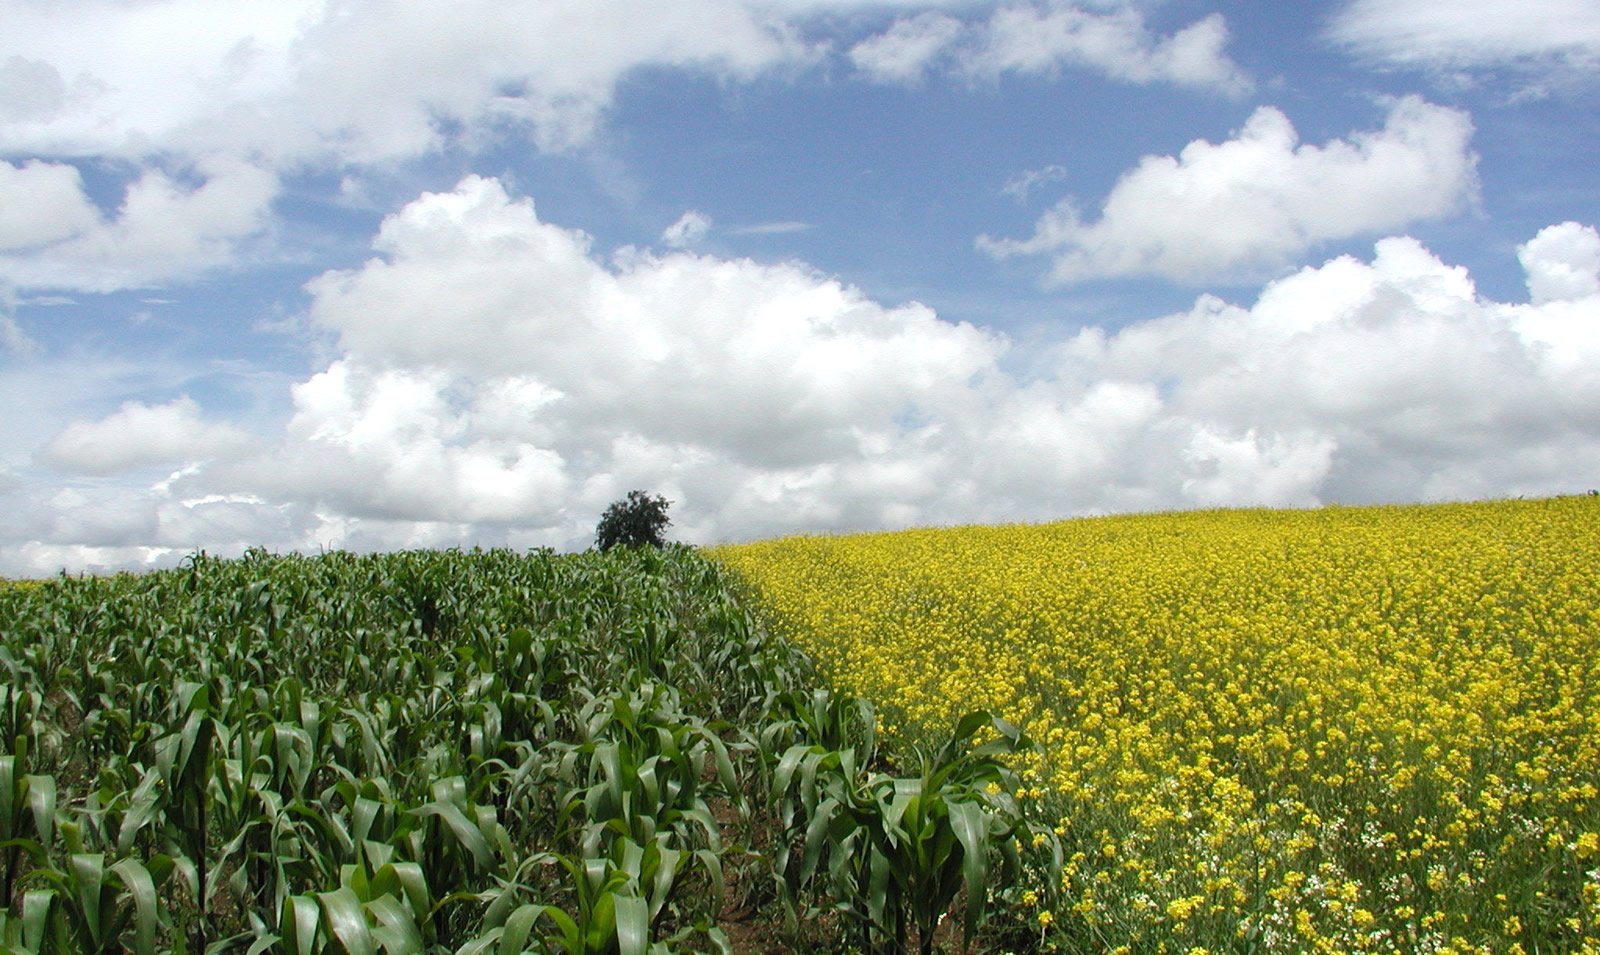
(595, 490, 672, 552)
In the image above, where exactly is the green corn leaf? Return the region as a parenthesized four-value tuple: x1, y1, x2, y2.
(477, 880, 523, 932)
(692, 848, 725, 906)
(1, 754, 16, 839)
(583, 889, 615, 953)
(21, 887, 57, 953)
(352, 797, 382, 845)
(648, 843, 682, 918)
(178, 712, 217, 797)
(798, 750, 831, 812)
(168, 853, 200, 910)
(798, 795, 841, 886)
(23, 774, 55, 852)
(452, 928, 501, 955)
(706, 733, 738, 796)
(116, 768, 163, 855)
(949, 711, 992, 748)
(340, 862, 370, 901)
(883, 779, 921, 849)
(675, 806, 722, 852)
(864, 842, 894, 938)
(67, 853, 106, 948)
(108, 857, 161, 955)
(317, 887, 376, 955)
(495, 902, 539, 955)
(537, 904, 580, 954)
(772, 744, 812, 799)
(612, 893, 649, 955)
(366, 893, 422, 954)
(411, 800, 494, 873)
(947, 798, 991, 946)
(370, 862, 429, 923)
(281, 894, 321, 955)
(636, 757, 660, 810)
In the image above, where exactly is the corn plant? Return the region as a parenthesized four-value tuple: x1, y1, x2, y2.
(465, 835, 726, 955)
(1, 742, 56, 906)
(773, 710, 1029, 954)
(557, 682, 735, 860)
(0, 545, 840, 952)
(9, 852, 170, 954)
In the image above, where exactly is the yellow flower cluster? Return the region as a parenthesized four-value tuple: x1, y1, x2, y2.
(713, 496, 1600, 953)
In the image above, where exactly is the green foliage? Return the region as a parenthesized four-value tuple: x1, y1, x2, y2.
(594, 492, 672, 552)
(771, 708, 1030, 954)
(0, 547, 1044, 952)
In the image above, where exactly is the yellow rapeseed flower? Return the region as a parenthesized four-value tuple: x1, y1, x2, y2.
(711, 496, 1600, 954)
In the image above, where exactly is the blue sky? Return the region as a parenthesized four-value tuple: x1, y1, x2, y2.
(2, 0, 1598, 574)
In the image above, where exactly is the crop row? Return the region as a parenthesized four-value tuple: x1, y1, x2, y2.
(0, 546, 1040, 954)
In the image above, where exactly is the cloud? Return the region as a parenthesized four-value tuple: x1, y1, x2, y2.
(0, 0, 820, 294)
(849, 11, 963, 84)
(5, 0, 1249, 173)
(1519, 221, 1600, 305)
(728, 221, 814, 236)
(41, 396, 254, 474)
(1001, 163, 1069, 202)
(0, 284, 37, 356)
(979, 96, 1478, 284)
(968, 5, 1252, 94)
(1328, 0, 1600, 81)
(0, 0, 813, 164)
(0, 160, 101, 251)
(3, 176, 1597, 575)
(296, 176, 1000, 464)
(0, 313, 37, 356)
(0, 157, 278, 292)
(849, 3, 1252, 94)
(662, 210, 713, 248)
(0, 1, 1248, 298)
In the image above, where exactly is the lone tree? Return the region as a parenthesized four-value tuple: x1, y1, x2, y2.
(595, 490, 672, 552)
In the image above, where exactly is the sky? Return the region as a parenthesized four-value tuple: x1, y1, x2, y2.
(2, 0, 1598, 575)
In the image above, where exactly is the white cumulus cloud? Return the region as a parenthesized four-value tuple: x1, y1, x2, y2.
(42, 395, 253, 474)
(979, 96, 1478, 284)
(1519, 221, 1600, 305)
(0, 160, 100, 251)
(3, 177, 1598, 575)
(0, 157, 278, 292)
(0, 0, 812, 164)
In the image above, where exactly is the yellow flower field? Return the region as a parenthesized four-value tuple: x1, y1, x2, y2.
(712, 496, 1600, 954)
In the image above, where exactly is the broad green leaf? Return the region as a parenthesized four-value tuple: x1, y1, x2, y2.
(281, 894, 322, 955)
(0, 755, 16, 839)
(117, 768, 163, 855)
(21, 888, 57, 952)
(495, 902, 539, 955)
(370, 862, 429, 923)
(947, 798, 991, 945)
(366, 893, 422, 954)
(68, 853, 106, 947)
(317, 887, 376, 955)
(24, 774, 54, 849)
(108, 857, 161, 955)
(612, 894, 648, 955)
(798, 795, 841, 885)
(412, 800, 494, 873)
